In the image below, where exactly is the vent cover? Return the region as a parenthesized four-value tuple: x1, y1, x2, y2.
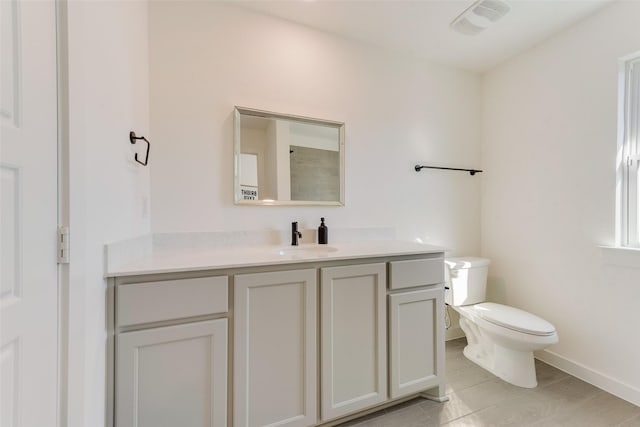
(451, 0, 511, 36)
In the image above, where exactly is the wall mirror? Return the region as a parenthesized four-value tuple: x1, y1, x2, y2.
(234, 107, 345, 206)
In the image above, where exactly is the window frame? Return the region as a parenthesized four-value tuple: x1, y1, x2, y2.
(620, 56, 640, 248)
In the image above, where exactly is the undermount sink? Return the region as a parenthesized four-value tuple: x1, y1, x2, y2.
(274, 245, 339, 256)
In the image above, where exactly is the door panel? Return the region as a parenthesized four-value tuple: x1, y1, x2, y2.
(0, 165, 20, 303)
(0, 0, 20, 126)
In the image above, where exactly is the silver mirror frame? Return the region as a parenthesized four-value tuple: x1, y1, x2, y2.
(234, 106, 345, 206)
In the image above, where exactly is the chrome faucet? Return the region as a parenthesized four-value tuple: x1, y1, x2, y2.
(291, 222, 302, 246)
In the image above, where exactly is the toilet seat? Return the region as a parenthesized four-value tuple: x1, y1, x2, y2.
(472, 303, 556, 336)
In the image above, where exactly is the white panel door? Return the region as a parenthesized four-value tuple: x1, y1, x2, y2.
(234, 269, 317, 427)
(0, 1, 58, 426)
(389, 288, 444, 399)
(320, 263, 387, 421)
(116, 319, 228, 427)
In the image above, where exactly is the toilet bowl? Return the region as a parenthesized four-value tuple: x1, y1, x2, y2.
(446, 257, 558, 388)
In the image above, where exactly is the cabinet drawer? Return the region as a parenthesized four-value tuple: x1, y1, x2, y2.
(388, 257, 444, 290)
(116, 276, 228, 327)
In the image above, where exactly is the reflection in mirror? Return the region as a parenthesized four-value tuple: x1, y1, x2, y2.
(234, 107, 345, 206)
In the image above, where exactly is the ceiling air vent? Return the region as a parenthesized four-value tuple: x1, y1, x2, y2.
(451, 0, 511, 36)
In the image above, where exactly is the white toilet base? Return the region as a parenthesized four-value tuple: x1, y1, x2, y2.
(459, 316, 539, 388)
(463, 340, 537, 388)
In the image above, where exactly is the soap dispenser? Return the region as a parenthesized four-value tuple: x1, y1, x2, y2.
(318, 217, 328, 244)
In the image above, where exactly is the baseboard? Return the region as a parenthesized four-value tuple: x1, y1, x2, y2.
(445, 327, 465, 341)
(536, 349, 640, 407)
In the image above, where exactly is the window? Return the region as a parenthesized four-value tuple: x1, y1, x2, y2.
(620, 56, 640, 247)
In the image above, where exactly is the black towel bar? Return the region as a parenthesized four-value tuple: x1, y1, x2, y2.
(414, 165, 482, 176)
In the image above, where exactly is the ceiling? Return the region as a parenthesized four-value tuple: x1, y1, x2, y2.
(232, 0, 613, 72)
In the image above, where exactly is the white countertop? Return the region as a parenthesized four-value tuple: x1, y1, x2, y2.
(105, 239, 446, 278)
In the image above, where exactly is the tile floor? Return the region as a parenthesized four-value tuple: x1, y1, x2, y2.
(338, 338, 640, 427)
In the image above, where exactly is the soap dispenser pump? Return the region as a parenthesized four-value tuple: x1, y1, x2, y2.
(318, 217, 328, 245)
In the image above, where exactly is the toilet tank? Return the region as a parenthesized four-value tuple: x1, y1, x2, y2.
(444, 257, 491, 306)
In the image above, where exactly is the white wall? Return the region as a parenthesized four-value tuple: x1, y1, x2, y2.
(65, 1, 150, 425)
(148, 3, 482, 253)
(482, 0, 640, 405)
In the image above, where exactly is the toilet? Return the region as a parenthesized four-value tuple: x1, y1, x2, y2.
(445, 257, 558, 388)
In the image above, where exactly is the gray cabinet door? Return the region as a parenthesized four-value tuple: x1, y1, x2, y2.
(234, 269, 318, 427)
(389, 287, 444, 399)
(116, 319, 227, 427)
(320, 263, 387, 421)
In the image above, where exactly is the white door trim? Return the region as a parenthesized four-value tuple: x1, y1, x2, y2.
(55, 0, 70, 425)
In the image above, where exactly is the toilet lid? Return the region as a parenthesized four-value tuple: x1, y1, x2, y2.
(473, 303, 556, 336)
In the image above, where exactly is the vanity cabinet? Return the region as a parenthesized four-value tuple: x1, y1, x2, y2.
(112, 276, 229, 427)
(234, 269, 318, 427)
(108, 247, 447, 427)
(320, 263, 387, 421)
